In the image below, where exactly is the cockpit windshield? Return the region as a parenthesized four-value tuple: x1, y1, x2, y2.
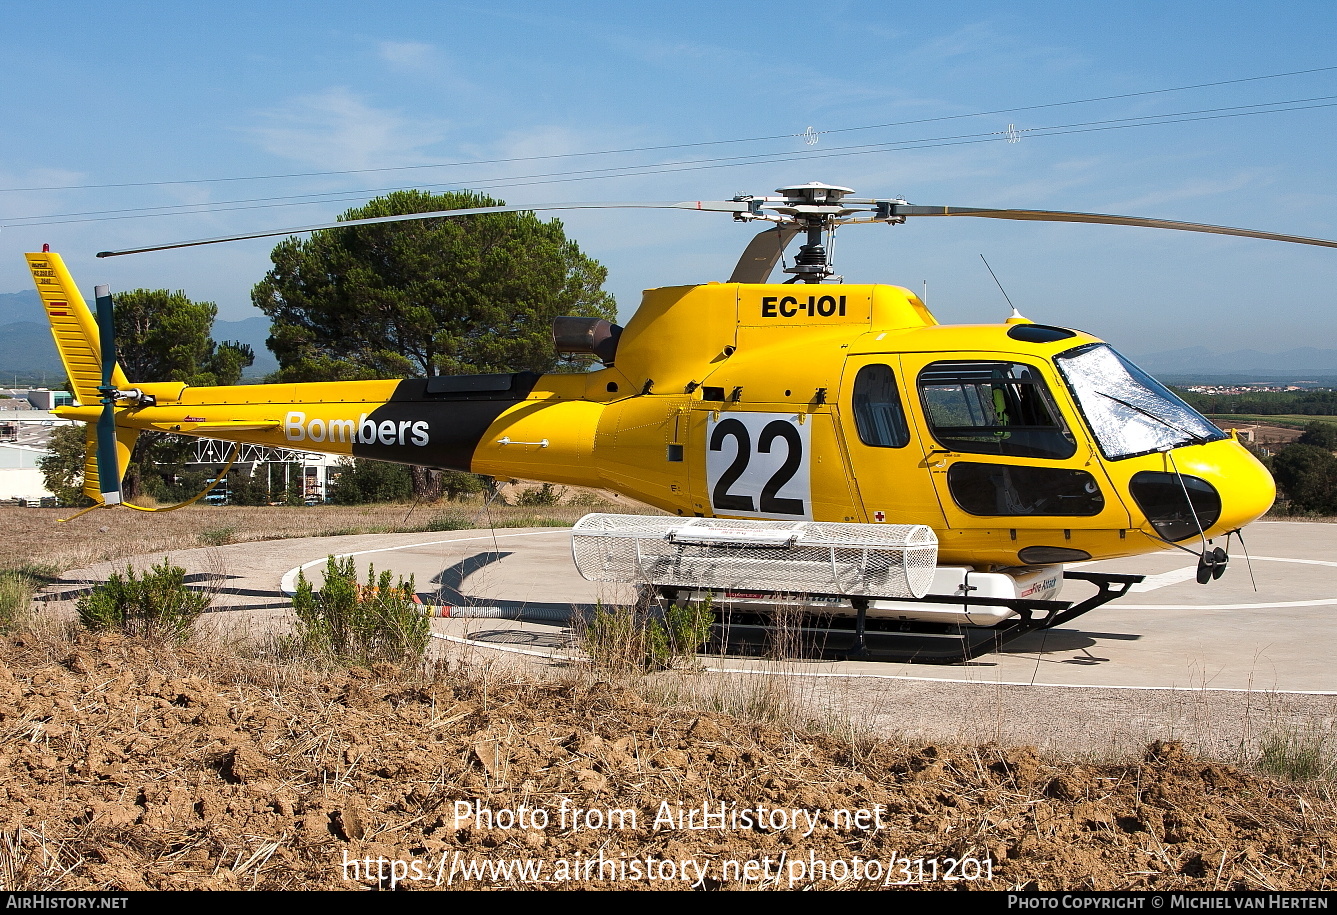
(1054, 343, 1226, 460)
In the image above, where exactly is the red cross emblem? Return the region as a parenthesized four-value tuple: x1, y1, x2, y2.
(873, 511, 886, 522)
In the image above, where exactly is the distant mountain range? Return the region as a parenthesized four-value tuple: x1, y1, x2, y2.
(0, 289, 277, 380)
(1126, 346, 1337, 382)
(6, 285, 1337, 385)
(0, 289, 46, 326)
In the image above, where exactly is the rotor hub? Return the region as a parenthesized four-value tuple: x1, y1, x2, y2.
(774, 182, 855, 207)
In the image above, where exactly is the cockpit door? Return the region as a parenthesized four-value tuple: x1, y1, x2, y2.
(902, 354, 1131, 533)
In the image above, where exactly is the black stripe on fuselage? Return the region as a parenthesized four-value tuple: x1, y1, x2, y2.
(351, 372, 542, 471)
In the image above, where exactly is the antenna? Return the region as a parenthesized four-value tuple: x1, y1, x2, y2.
(980, 255, 1027, 322)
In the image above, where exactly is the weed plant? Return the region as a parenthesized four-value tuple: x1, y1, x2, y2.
(582, 594, 713, 673)
(512, 483, 563, 507)
(291, 555, 429, 668)
(1258, 726, 1334, 782)
(423, 514, 471, 532)
(0, 563, 62, 634)
(0, 574, 35, 632)
(198, 526, 239, 546)
(75, 560, 210, 640)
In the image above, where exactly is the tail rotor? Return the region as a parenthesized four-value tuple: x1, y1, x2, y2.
(93, 285, 123, 506)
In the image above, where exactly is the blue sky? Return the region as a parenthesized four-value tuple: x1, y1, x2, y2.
(2, 0, 1335, 357)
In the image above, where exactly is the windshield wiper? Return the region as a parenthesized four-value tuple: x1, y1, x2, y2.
(1092, 389, 1213, 447)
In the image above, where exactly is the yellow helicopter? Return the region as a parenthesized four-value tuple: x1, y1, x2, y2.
(25, 182, 1337, 661)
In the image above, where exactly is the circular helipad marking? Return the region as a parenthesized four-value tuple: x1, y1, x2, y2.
(1120, 555, 1337, 610)
(294, 529, 1337, 695)
(279, 528, 570, 595)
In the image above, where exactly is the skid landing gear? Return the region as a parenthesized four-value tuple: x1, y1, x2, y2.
(850, 570, 1144, 663)
(842, 598, 871, 661)
(654, 570, 1144, 664)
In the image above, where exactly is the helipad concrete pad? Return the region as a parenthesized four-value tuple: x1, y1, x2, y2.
(268, 520, 1337, 694)
(45, 520, 1337, 695)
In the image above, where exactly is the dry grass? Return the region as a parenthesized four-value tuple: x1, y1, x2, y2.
(0, 493, 659, 575)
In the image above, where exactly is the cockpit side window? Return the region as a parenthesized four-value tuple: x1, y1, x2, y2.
(918, 361, 1077, 460)
(851, 364, 910, 448)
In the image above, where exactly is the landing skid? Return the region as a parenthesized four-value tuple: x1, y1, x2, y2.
(655, 570, 1144, 664)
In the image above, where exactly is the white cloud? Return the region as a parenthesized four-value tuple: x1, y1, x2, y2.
(1106, 171, 1270, 215)
(249, 88, 450, 172)
(603, 34, 743, 67)
(0, 166, 91, 221)
(480, 125, 591, 163)
(902, 20, 1087, 73)
(378, 40, 437, 72)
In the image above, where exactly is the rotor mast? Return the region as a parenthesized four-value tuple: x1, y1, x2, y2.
(775, 182, 851, 283)
(731, 182, 857, 283)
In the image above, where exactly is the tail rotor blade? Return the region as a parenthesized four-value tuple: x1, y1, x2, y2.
(95, 285, 117, 389)
(93, 285, 122, 505)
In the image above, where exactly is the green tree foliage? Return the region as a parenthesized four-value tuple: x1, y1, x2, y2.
(1298, 421, 1337, 451)
(327, 458, 414, 504)
(225, 468, 273, 506)
(113, 289, 254, 387)
(251, 189, 617, 381)
(1271, 444, 1337, 514)
(440, 470, 486, 501)
(1178, 388, 1337, 417)
(37, 423, 92, 507)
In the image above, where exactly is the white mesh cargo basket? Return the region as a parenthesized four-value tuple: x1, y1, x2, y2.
(571, 514, 938, 599)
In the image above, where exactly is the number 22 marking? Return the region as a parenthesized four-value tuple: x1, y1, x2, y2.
(708, 416, 807, 516)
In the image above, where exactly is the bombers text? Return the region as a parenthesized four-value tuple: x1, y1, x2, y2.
(285, 411, 430, 447)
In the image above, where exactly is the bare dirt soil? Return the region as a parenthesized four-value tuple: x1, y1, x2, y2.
(3, 504, 1335, 891)
(1208, 420, 1307, 445)
(0, 628, 1332, 891)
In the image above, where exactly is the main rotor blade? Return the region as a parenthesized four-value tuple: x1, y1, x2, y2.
(729, 225, 802, 283)
(890, 205, 1337, 249)
(96, 200, 750, 257)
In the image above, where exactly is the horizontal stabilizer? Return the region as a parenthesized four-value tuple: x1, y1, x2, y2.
(147, 420, 282, 434)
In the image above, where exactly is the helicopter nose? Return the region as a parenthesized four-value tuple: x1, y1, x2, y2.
(1214, 448, 1277, 531)
(1131, 442, 1275, 541)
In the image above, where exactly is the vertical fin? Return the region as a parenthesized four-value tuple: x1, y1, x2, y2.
(79, 425, 138, 504)
(26, 252, 129, 407)
(30, 251, 137, 505)
(80, 426, 100, 502)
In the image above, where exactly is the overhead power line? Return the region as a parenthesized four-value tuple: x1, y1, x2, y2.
(5, 95, 1336, 230)
(1, 64, 1335, 194)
